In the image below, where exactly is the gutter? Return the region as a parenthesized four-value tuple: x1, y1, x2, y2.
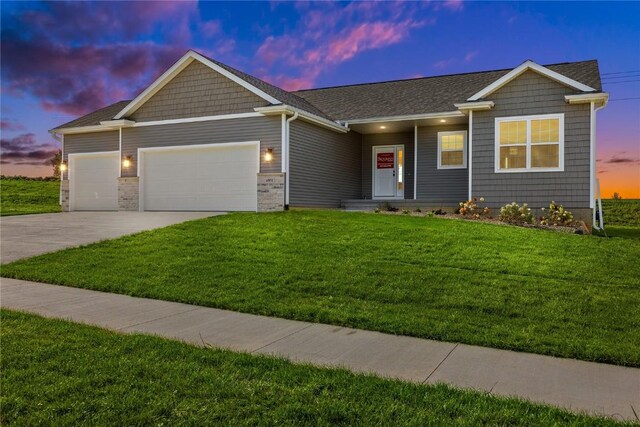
(254, 105, 348, 133)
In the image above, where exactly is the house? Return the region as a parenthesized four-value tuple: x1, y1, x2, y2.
(52, 50, 608, 224)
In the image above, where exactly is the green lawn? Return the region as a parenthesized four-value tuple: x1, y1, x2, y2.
(594, 199, 640, 239)
(0, 177, 60, 216)
(3, 211, 639, 367)
(0, 310, 620, 426)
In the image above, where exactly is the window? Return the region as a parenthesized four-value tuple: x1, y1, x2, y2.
(438, 131, 467, 169)
(495, 114, 564, 172)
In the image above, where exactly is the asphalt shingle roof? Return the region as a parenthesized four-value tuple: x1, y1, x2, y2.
(54, 59, 601, 130)
(293, 60, 602, 121)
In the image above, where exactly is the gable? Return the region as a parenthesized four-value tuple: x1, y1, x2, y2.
(129, 61, 270, 122)
(486, 70, 579, 102)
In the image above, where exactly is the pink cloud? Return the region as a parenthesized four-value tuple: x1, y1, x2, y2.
(443, 0, 464, 11)
(0, 119, 25, 132)
(464, 50, 479, 62)
(434, 58, 456, 69)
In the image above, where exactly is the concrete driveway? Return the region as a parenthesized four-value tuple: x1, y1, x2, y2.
(1, 211, 222, 264)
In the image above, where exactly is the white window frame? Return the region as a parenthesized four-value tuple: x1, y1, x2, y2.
(437, 130, 467, 170)
(494, 113, 564, 173)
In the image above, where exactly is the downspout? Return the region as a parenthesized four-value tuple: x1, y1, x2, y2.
(413, 125, 418, 200)
(591, 100, 607, 228)
(285, 112, 299, 208)
(468, 110, 473, 200)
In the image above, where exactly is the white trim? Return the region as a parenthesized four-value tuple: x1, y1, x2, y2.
(347, 111, 464, 125)
(565, 93, 609, 105)
(590, 101, 595, 209)
(118, 128, 122, 178)
(255, 105, 348, 133)
(468, 111, 473, 200)
(468, 60, 596, 101)
(437, 130, 468, 170)
(60, 134, 64, 181)
(494, 113, 565, 173)
(455, 101, 495, 112)
(413, 125, 417, 200)
(114, 51, 280, 119)
(54, 125, 118, 135)
(372, 144, 405, 200)
(99, 119, 135, 127)
(67, 151, 119, 212)
(133, 112, 263, 127)
(136, 140, 261, 212)
(281, 114, 286, 174)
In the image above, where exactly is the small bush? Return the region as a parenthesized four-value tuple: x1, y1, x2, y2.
(499, 202, 534, 225)
(414, 208, 422, 213)
(432, 208, 446, 216)
(378, 202, 398, 212)
(402, 209, 410, 215)
(540, 201, 574, 226)
(374, 208, 381, 213)
(458, 197, 491, 219)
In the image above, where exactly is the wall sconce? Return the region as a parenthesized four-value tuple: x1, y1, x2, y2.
(59, 161, 67, 172)
(264, 148, 274, 162)
(122, 155, 133, 169)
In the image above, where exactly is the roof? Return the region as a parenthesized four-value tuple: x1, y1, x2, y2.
(293, 60, 602, 121)
(54, 58, 601, 130)
(54, 100, 131, 130)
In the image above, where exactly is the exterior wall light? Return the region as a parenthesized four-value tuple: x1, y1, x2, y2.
(122, 156, 133, 168)
(59, 161, 67, 172)
(264, 148, 274, 162)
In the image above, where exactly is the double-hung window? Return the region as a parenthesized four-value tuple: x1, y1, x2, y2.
(438, 131, 467, 169)
(495, 114, 564, 172)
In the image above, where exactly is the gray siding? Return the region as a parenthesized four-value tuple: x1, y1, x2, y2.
(130, 61, 269, 122)
(473, 70, 591, 209)
(121, 116, 281, 178)
(416, 124, 469, 204)
(62, 131, 119, 180)
(289, 120, 362, 207)
(362, 132, 414, 199)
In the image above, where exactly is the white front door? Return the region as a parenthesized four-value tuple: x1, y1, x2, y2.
(373, 145, 404, 199)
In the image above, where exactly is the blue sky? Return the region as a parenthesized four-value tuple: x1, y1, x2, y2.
(1, 1, 639, 195)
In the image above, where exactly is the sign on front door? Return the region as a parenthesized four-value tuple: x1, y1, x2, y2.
(376, 152, 394, 169)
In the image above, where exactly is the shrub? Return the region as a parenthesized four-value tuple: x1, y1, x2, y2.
(432, 208, 446, 216)
(414, 208, 422, 213)
(458, 197, 491, 219)
(499, 202, 534, 225)
(378, 202, 398, 212)
(540, 201, 574, 226)
(402, 209, 410, 215)
(374, 208, 381, 213)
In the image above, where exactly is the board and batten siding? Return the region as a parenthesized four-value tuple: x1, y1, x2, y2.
(62, 131, 119, 180)
(415, 124, 469, 204)
(129, 61, 270, 122)
(288, 119, 362, 207)
(362, 132, 414, 199)
(120, 116, 282, 178)
(472, 70, 591, 209)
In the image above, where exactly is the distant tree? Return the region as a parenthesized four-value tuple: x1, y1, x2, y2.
(50, 150, 62, 178)
(612, 192, 622, 200)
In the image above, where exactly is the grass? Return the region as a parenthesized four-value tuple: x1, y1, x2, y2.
(593, 199, 640, 239)
(3, 210, 639, 367)
(0, 177, 60, 216)
(0, 310, 621, 426)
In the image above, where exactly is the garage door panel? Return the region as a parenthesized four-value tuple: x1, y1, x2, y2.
(142, 143, 258, 212)
(70, 153, 119, 211)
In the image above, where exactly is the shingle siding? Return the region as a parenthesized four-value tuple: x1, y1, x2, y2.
(121, 116, 281, 178)
(472, 70, 591, 209)
(129, 61, 270, 122)
(362, 132, 414, 199)
(289, 120, 362, 207)
(62, 131, 119, 180)
(416, 124, 469, 204)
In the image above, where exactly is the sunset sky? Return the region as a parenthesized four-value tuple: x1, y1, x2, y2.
(1, 1, 638, 197)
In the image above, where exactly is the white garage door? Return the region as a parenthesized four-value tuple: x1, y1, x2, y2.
(141, 142, 259, 211)
(69, 152, 119, 211)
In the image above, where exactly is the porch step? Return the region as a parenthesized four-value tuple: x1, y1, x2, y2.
(342, 199, 457, 211)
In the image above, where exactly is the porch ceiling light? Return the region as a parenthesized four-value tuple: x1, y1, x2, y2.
(440, 119, 447, 123)
(380, 125, 387, 129)
(264, 148, 274, 162)
(122, 156, 133, 169)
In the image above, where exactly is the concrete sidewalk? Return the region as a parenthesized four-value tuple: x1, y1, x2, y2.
(1, 278, 638, 421)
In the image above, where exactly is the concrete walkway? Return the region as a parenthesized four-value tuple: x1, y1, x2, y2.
(1, 211, 221, 264)
(1, 278, 638, 422)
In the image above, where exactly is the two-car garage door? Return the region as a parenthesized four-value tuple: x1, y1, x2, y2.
(140, 142, 259, 212)
(69, 142, 259, 212)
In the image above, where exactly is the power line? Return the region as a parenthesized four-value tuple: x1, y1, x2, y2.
(608, 97, 640, 102)
(601, 70, 640, 75)
(602, 74, 640, 80)
(603, 79, 640, 85)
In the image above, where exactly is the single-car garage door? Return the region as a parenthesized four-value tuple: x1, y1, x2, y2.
(140, 142, 259, 212)
(69, 151, 119, 211)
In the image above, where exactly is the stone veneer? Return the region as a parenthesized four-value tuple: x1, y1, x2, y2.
(118, 177, 140, 211)
(257, 173, 285, 212)
(61, 180, 70, 212)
